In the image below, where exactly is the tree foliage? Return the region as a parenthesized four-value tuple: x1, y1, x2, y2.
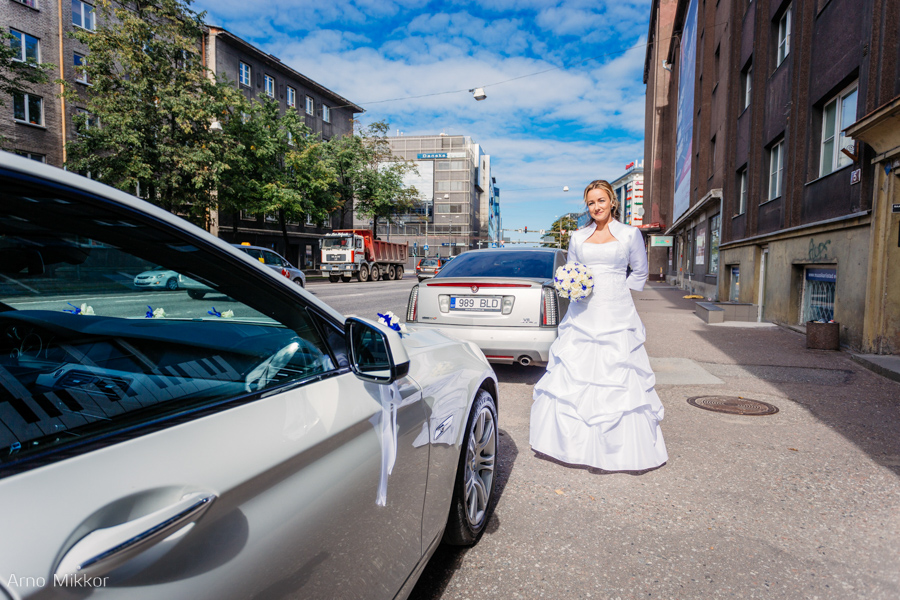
(543, 214, 579, 249)
(63, 0, 243, 222)
(346, 121, 419, 234)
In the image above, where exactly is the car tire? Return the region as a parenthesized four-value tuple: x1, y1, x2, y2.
(341, 275, 352, 283)
(329, 275, 340, 283)
(443, 389, 498, 546)
(370, 265, 380, 281)
(166, 278, 178, 291)
(187, 290, 206, 300)
(293, 277, 304, 288)
(396, 266, 404, 279)
(358, 265, 369, 282)
(384, 265, 395, 280)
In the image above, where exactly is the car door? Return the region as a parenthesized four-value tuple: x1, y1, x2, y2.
(0, 169, 428, 600)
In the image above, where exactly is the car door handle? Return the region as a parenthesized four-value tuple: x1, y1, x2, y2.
(55, 492, 216, 582)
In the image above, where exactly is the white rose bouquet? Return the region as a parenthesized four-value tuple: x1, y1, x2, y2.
(553, 262, 594, 302)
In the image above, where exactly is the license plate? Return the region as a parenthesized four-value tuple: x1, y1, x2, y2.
(450, 295, 501, 312)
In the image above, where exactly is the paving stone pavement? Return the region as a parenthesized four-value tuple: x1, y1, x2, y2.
(409, 283, 900, 600)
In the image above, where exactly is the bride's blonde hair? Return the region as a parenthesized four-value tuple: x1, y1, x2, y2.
(583, 180, 621, 222)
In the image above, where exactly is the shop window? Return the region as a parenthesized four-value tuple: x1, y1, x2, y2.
(695, 223, 707, 270)
(708, 214, 720, 275)
(729, 266, 740, 301)
(802, 267, 836, 323)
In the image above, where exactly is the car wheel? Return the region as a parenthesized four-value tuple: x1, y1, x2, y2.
(166, 278, 178, 291)
(443, 389, 498, 546)
(370, 265, 380, 281)
(358, 265, 369, 282)
(385, 265, 396, 280)
(293, 277, 304, 288)
(329, 275, 340, 283)
(341, 275, 352, 283)
(187, 290, 206, 300)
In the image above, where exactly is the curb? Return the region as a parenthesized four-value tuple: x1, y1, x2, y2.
(849, 354, 900, 384)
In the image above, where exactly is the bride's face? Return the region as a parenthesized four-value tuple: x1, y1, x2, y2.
(585, 188, 613, 223)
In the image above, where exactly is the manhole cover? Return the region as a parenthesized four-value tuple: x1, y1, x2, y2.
(686, 395, 779, 416)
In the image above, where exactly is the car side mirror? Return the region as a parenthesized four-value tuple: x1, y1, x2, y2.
(345, 317, 410, 384)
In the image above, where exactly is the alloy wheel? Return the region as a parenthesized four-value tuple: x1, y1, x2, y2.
(464, 406, 496, 528)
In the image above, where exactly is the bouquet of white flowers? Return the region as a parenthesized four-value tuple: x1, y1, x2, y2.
(553, 262, 594, 302)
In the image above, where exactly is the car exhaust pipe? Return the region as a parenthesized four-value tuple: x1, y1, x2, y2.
(517, 355, 532, 366)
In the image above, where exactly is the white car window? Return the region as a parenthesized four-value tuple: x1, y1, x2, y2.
(0, 178, 337, 476)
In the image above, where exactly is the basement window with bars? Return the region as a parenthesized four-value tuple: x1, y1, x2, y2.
(801, 267, 836, 323)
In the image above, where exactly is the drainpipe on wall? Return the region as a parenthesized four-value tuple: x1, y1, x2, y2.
(57, 0, 67, 164)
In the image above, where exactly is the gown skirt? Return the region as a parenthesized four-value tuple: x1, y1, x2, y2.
(530, 241, 668, 472)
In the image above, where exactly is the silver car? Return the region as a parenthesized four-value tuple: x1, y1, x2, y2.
(406, 247, 570, 367)
(232, 243, 306, 287)
(0, 152, 498, 600)
(132, 266, 180, 291)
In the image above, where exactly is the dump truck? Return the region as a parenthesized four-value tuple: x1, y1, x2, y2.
(320, 229, 409, 282)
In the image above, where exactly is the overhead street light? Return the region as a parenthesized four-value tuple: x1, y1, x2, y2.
(470, 87, 487, 101)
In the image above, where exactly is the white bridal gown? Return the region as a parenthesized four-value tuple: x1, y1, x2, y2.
(530, 238, 668, 472)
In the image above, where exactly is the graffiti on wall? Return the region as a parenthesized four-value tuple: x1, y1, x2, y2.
(808, 238, 831, 262)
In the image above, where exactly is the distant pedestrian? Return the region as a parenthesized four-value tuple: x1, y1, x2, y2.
(530, 180, 668, 472)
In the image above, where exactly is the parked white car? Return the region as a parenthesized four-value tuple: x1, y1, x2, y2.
(0, 151, 499, 600)
(133, 266, 180, 290)
(406, 247, 570, 367)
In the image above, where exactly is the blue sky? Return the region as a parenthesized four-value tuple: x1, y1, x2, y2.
(193, 0, 652, 242)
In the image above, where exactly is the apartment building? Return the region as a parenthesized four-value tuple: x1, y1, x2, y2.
(204, 27, 363, 268)
(645, 0, 900, 351)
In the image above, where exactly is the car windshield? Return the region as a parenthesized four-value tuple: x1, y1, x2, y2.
(435, 251, 556, 279)
(0, 170, 338, 472)
(322, 237, 352, 249)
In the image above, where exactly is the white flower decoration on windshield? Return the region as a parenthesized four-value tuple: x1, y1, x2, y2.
(64, 302, 95, 315)
(553, 262, 594, 302)
(377, 311, 408, 334)
(145, 306, 166, 319)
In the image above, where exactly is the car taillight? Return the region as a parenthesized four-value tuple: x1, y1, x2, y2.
(541, 287, 558, 326)
(407, 285, 419, 322)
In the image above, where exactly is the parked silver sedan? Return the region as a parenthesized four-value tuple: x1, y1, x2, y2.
(132, 266, 180, 291)
(0, 152, 498, 600)
(406, 247, 569, 366)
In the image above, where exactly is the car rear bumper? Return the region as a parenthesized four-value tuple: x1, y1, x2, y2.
(407, 322, 557, 366)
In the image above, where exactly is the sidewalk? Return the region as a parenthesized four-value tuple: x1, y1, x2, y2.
(411, 282, 900, 600)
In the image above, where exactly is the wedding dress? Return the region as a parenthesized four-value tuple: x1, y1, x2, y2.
(530, 237, 668, 472)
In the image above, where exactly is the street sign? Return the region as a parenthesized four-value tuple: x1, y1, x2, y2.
(423, 244, 429, 251)
(441, 243, 450, 246)
(650, 235, 674, 247)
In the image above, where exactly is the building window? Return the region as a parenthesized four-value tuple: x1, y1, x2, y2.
(306, 213, 315, 226)
(13, 0, 39, 7)
(10, 30, 40, 64)
(710, 136, 716, 175)
(776, 5, 791, 67)
(820, 83, 858, 176)
(286, 86, 295, 107)
(737, 167, 748, 215)
(74, 52, 89, 84)
(239, 62, 251, 87)
(305, 96, 314, 116)
(741, 63, 752, 110)
(708, 214, 720, 275)
(286, 130, 293, 146)
(264, 74, 274, 98)
(714, 45, 720, 85)
(767, 140, 784, 201)
(72, 0, 95, 31)
(16, 151, 45, 162)
(13, 92, 43, 125)
(75, 108, 96, 133)
(801, 267, 836, 323)
(322, 104, 330, 123)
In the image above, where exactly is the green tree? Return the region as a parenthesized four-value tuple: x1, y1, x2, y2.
(544, 214, 579, 249)
(351, 121, 418, 236)
(0, 30, 52, 146)
(321, 130, 365, 229)
(63, 0, 244, 223)
(219, 98, 339, 255)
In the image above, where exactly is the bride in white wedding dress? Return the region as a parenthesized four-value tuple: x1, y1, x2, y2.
(530, 180, 668, 472)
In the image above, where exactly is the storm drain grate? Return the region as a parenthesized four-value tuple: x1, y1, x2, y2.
(687, 395, 779, 416)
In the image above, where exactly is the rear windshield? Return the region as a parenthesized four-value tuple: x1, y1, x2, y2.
(421, 259, 440, 267)
(435, 251, 555, 279)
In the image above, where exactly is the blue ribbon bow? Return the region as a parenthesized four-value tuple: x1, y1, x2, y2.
(63, 302, 81, 315)
(208, 307, 222, 317)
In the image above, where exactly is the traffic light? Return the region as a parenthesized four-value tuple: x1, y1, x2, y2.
(524, 226, 528, 233)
